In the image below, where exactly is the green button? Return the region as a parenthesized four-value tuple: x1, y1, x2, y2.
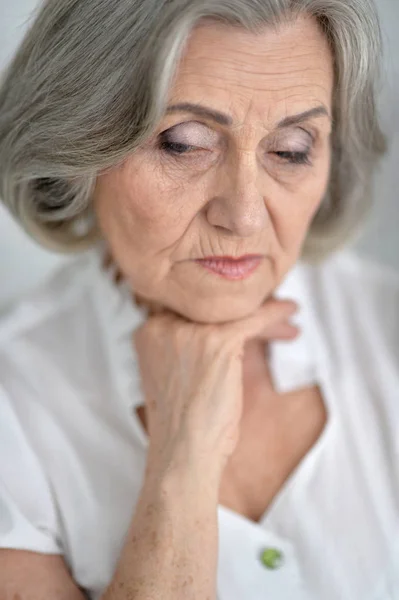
(260, 547, 284, 570)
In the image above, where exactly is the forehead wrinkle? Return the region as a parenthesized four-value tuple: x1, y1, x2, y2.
(179, 73, 330, 98)
(180, 57, 332, 95)
(183, 55, 326, 80)
(183, 28, 330, 66)
(172, 34, 333, 132)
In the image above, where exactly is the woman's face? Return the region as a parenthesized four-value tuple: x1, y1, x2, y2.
(93, 15, 333, 323)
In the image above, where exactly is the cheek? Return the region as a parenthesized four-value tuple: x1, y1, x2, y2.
(271, 168, 330, 249)
(96, 169, 188, 251)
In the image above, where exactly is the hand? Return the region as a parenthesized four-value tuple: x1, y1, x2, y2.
(132, 297, 299, 480)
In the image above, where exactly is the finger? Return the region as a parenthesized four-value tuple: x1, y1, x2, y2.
(228, 299, 299, 343)
(266, 322, 300, 340)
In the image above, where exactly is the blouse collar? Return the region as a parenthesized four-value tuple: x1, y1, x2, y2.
(268, 262, 319, 394)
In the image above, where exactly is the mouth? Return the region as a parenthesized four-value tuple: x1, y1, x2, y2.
(194, 256, 264, 280)
(198, 254, 264, 261)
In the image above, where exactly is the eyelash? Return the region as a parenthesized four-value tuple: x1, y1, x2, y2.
(159, 140, 311, 166)
(274, 150, 311, 166)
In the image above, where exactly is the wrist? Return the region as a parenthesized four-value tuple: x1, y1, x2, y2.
(145, 445, 221, 499)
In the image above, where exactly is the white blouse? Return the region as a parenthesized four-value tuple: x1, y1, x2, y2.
(0, 243, 398, 600)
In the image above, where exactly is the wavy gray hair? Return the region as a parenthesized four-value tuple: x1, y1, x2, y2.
(0, 0, 386, 261)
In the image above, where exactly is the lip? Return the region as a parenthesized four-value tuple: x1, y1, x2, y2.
(194, 255, 263, 280)
(199, 255, 263, 261)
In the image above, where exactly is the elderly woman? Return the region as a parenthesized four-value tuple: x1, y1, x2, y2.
(0, 0, 398, 598)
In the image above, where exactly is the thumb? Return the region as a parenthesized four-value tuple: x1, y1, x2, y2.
(230, 298, 299, 345)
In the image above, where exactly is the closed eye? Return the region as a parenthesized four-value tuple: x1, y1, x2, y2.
(159, 140, 312, 167)
(160, 141, 196, 155)
(273, 151, 311, 165)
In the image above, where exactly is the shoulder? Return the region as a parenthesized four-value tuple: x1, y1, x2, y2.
(304, 248, 399, 294)
(323, 249, 399, 291)
(0, 248, 103, 348)
(302, 248, 399, 311)
(301, 249, 399, 360)
(0, 245, 114, 404)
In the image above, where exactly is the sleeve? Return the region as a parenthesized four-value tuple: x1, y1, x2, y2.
(0, 382, 63, 555)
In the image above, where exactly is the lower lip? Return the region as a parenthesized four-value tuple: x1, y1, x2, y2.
(195, 257, 263, 280)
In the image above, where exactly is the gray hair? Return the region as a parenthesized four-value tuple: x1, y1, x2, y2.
(0, 0, 387, 261)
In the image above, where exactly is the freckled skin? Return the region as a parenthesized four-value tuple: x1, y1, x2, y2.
(93, 15, 333, 325)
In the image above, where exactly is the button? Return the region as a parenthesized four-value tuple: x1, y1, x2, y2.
(260, 547, 284, 570)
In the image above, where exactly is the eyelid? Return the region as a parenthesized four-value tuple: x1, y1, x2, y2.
(266, 130, 314, 155)
(298, 126, 317, 142)
(161, 120, 215, 137)
(159, 121, 319, 156)
(160, 122, 221, 148)
(274, 126, 313, 141)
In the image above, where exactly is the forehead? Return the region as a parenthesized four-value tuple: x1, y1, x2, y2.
(170, 15, 334, 125)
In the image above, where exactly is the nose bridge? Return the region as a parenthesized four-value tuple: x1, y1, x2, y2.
(205, 136, 271, 238)
(226, 145, 268, 233)
(233, 144, 260, 198)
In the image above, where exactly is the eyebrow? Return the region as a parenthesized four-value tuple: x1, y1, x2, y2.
(165, 102, 330, 128)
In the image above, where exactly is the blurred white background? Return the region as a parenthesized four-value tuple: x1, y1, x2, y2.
(0, 0, 398, 313)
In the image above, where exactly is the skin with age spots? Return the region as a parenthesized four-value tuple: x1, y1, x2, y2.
(93, 15, 333, 327)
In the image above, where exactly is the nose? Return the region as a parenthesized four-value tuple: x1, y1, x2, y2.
(205, 150, 270, 237)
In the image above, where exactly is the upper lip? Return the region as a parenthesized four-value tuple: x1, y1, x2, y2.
(196, 255, 264, 261)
